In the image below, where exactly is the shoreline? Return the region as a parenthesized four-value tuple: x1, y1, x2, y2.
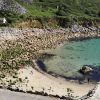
(0, 65, 96, 100)
(0, 88, 59, 100)
(0, 27, 100, 99)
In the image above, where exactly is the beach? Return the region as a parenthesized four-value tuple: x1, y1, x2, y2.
(87, 83, 100, 100)
(0, 27, 100, 99)
(0, 65, 95, 99)
(18, 65, 96, 99)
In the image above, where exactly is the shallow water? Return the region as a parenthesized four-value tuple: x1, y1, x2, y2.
(44, 39, 100, 79)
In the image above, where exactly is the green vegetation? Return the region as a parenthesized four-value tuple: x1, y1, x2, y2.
(0, 10, 25, 26)
(0, 43, 34, 73)
(0, 0, 100, 26)
(15, 0, 100, 18)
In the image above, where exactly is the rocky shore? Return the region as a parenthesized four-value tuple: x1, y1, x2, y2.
(0, 26, 100, 48)
(0, 26, 100, 100)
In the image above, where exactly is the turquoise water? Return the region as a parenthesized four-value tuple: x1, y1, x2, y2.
(44, 39, 100, 78)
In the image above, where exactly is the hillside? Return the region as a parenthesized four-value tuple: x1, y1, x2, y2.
(0, 0, 100, 27)
(15, 0, 100, 18)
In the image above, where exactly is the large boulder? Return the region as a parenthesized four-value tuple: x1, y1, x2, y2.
(79, 65, 93, 74)
(0, 0, 26, 14)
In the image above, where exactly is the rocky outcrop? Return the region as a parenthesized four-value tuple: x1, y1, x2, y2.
(79, 65, 93, 74)
(71, 24, 100, 33)
(0, 0, 26, 14)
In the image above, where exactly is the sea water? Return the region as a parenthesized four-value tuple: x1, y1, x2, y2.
(44, 39, 100, 79)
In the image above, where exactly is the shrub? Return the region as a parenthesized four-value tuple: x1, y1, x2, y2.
(98, 11, 100, 17)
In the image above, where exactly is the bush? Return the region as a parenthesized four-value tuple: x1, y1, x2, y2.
(0, 10, 24, 25)
(98, 11, 100, 17)
(56, 16, 71, 27)
(56, 3, 69, 16)
(56, 9, 67, 16)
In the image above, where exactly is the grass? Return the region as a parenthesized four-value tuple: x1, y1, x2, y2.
(15, 0, 57, 17)
(0, 43, 34, 71)
(14, 0, 100, 25)
(24, 5, 56, 17)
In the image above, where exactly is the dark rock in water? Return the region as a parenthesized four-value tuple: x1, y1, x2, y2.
(36, 60, 47, 72)
(79, 65, 93, 75)
(79, 65, 100, 82)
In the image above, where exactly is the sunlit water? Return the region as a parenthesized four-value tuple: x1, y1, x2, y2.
(44, 39, 100, 80)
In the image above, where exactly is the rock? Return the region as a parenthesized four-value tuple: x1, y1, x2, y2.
(0, 0, 26, 14)
(79, 65, 93, 74)
(71, 24, 79, 33)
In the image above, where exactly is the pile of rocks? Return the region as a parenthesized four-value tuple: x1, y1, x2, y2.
(71, 24, 100, 34)
(0, 27, 100, 49)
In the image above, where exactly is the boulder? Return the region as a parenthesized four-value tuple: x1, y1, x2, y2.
(79, 65, 93, 74)
(0, 0, 26, 14)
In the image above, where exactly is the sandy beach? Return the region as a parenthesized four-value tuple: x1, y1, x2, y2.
(87, 83, 100, 100)
(0, 27, 99, 99)
(0, 65, 95, 99)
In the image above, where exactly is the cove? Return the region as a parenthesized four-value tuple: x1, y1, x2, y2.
(43, 38, 100, 80)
